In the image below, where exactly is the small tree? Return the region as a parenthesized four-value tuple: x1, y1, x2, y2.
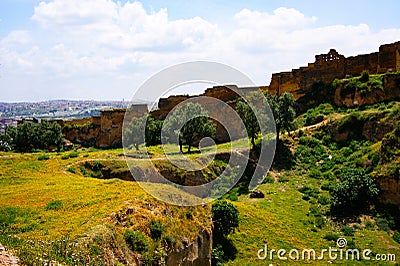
(236, 101, 260, 148)
(124, 116, 146, 150)
(0, 126, 16, 151)
(14, 121, 38, 152)
(267, 92, 296, 142)
(330, 168, 379, 214)
(38, 121, 64, 151)
(163, 103, 216, 153)
(212, 200, 239, 237)
(145, 115, 163, 146)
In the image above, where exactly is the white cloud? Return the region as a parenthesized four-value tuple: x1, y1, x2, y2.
(1, 1, 400, 101)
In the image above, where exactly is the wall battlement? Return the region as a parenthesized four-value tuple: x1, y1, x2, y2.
(268, 41, 400, 99)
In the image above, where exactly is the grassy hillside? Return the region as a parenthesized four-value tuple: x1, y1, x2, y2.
(1, 100, 400, 265)
(223, 100, 400, 265)
(0, 149, 210, 265)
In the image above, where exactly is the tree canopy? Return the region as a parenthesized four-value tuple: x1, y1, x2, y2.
(267, 92, 296, 142)
(7, 120, 64, 152)
(162, 102, 216, 153)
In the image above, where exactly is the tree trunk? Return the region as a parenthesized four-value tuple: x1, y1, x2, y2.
(251, 136, 255, 149)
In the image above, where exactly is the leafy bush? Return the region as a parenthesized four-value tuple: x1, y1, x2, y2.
(309, 169, 323, 179)
(14, 121, 63, 152)
(149, 219, 166, 240)
(212, 201, 239, 237)
(341, 226, 355, 236)
(393, 231, 400, 244)
(330, 168, 379, 214)
(66, 167, 76, 174)
(302, 195, 310, 201)
(38, 154, 50, 160)
(262, 174, 274, 184)
(324, 233, 339, 242)
(212, 245, 225, 266)
(318, 195, 330, 205)
(68, 151, 79, 158)
(298, 186, 320, 199)
(45, 200, 63, 211)
(376, 218, 390, 232)
(124, 230, 149, 253)
(321, 181, 332, 191)
(359, 71, 370, 83)
(315, 216, 325, 229)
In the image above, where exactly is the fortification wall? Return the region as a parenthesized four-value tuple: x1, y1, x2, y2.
(60, 41, 400, 147)
(60, 105, 147, 148)
(269, 41, 400, 99)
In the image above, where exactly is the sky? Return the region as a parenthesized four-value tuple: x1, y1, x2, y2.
(1, 0, 400, 102)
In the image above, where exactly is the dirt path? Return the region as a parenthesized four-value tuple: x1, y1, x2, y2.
(0, 244, 19, 266)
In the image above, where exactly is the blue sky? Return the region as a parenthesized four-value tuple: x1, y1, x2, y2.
(1, 0, 400, 101)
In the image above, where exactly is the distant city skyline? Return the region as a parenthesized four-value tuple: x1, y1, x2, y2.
(1, 0, 400, 102)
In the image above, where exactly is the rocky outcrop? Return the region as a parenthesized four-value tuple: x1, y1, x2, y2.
(326, 113, 394, 143)
(376, 175, 400, 207)
(334, 73, 400, 107)
(166, 229, 212, 266)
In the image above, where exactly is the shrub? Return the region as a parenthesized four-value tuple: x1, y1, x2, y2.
(66, 167, 76, 174)
(61, 154, 70, 160)
(68, 151, 79, 158)
(321, 181, 332, 191)
(376, 218, 390, 232)
(309, 169, 323, 179)
(124, 230, 149, 253)
(262, 174, 274, 184)
(149, 219, 166, 240)
(38, 154, 50, 160)
(364, 219, 375, 229)
(302, 195, 310, 201)
(212, 201, 239, 237)
(318, 195, 330, 205)
(298, 186, 320, 198)
(341, 226, 355, 236)
(93, 161, 103, 171)
(324, 233, 339, 242)
(360, 71, 370, 82)
(45, 200, 63, 211)
(393, 231, 400, 244)
(315, 216, 325, 229)
(212, 245, 225, 266)
(330, 168, 379, 214)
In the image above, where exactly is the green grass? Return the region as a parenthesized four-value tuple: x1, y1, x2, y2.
(0, 150, 211, 265)
(1, 100, 400, 264)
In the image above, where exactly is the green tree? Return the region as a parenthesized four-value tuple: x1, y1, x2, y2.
(267, 92, 296, 142)
(38, 121, 64, 151)
(145, 115, 163, 146)
(236, 101, 260, 148)
(124, 116, 146, 150)
(330, 168, 379, 214)
(0, 126, 16, 151)
(163, 103, 216, 153)
(212, 200, 239, 237)
(14, 121, 38, 152)
(14, 121, 64, 152)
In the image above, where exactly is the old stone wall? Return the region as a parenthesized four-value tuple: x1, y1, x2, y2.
(268, 41, 400, 99)
(59, 105, 147, 148)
